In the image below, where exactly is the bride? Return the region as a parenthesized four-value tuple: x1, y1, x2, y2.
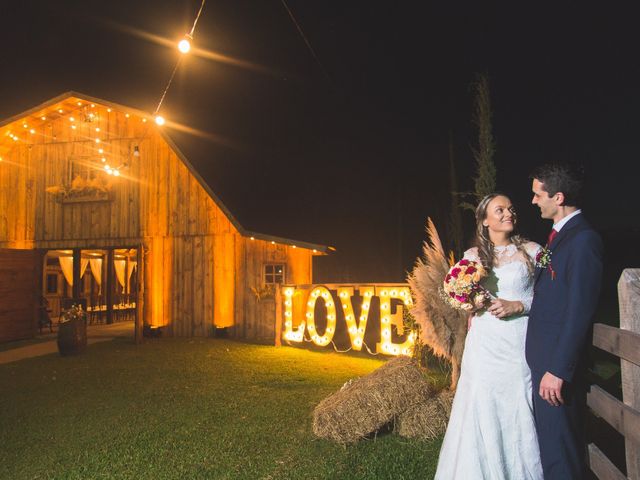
(434, 193, 543, 480)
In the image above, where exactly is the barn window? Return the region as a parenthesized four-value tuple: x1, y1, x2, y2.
(264, 264, 285, 284)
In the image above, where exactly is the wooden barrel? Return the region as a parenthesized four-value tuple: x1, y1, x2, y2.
(57, 318, 87, 356)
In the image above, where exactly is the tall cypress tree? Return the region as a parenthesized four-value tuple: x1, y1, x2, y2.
(461, 72, 497, 211)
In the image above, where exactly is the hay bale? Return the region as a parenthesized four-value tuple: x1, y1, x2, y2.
(395, 389, 455, 439)
(312, 356, 433, 443)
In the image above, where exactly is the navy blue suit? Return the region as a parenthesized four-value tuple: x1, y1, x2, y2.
(526, 213, 603, 479)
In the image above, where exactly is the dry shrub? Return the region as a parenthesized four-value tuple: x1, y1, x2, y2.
(312, 356, 433, 443)
(395, 389, 454, 440)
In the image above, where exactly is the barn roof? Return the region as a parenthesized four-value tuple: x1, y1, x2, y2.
(0, 91, 334, 254)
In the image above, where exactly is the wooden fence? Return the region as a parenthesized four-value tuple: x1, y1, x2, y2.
(588, 269, 640, 480)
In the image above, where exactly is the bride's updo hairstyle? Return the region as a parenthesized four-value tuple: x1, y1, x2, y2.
(475, 193, 535, 275)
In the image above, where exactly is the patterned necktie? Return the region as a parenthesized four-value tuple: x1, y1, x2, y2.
(547, 228, 558, 246)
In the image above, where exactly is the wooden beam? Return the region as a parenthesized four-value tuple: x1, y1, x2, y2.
(593, 323, 640, 367)
(588, 385, 640, 446)
(106, 249, 114, 324)
(72, 249, 81, 299)
(587, 443, 627, 480)
(618, 269, 640, 480)
(134, 245, 143, 344)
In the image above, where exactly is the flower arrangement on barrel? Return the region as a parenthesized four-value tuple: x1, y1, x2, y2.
(57, 304, 88, 356)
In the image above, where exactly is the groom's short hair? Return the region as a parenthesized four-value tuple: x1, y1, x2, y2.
(530, 162, 584, 207)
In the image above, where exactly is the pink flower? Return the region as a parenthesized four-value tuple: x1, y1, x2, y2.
(459, 259, 470, 266)
(450, 268, 461, 278)
(466, 266, 476, 274)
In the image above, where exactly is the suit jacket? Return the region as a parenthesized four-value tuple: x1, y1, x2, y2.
(525, 213, 603, 382)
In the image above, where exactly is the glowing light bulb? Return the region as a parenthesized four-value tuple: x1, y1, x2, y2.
(71, 125, 76, 130)
(101, 158, 106, 163)
(155, 115, 165, 126)
(113, 170, 120, 177)
(107, 108, 112, 112)
(95, 139, 100, 144)
(30, 129, 35, 134)
(98, 148, 103, 154)
(125, 113, 130, 118)
(250, 237, 255, 240)
(91, 104, 95, 108)
(104, 165, 110, 171)
(142, 118, 147, 123)
(77, 102, 82, 106)
(58, 109, 63, 113)
(95, 127, 100, 132)
(69, 117, 74, 122)
(23, 123, 28, 128)
(178, 36, 192, 54)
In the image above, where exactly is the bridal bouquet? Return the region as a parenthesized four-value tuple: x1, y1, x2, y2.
(442, 259, 491, 311)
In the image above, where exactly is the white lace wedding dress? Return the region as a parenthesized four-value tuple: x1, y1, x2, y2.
(434, 242, 543, 480)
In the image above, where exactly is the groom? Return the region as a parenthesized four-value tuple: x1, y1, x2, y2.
(526, 163, 603, 479)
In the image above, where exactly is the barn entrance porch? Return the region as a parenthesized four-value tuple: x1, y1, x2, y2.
(42, 248, 139, 339)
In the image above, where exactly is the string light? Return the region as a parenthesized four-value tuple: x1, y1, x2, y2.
(153, 0, 206, 119)
(178, 34, 192, 54)
(155, 115, 165, 126)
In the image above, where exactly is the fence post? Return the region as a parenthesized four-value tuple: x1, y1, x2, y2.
(618, 268, 640, 480)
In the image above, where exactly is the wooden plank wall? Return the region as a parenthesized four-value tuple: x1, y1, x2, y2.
(0, 249, 41, 342)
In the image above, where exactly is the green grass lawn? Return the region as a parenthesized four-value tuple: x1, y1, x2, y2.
(0, 338, 443, 479)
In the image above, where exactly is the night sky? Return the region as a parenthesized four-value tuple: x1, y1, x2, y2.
(2, 1, 639, 283)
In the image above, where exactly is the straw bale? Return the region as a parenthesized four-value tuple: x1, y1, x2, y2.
(312, 356, 433, 443)
(395, 389, 454, 439)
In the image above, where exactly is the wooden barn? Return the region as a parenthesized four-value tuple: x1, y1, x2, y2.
(0, 92, 331, 343)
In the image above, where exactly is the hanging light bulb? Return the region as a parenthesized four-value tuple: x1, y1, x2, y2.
(133, 145, 140, 157)
(178, 34, 192, 54)
(155, 115, 165, 126)
(113, 170, 120, 177)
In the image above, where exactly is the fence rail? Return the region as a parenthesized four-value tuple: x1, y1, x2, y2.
(588, 269, 640, 480)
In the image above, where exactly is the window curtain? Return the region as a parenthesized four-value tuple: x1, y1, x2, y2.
(58, 257, 89, 287)
(114, 260, 126, 289)
(126, 261, 137, 293)
(58, 257, 73, 286)
(90, 258, 103, 292)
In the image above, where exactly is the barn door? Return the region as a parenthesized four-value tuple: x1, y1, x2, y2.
(0, 249, 42, 343)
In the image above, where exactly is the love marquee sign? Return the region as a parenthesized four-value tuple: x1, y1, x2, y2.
(279, 284, 416, 356)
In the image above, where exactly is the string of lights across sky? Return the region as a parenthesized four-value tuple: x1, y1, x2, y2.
(152, 0, 326, 127)
(151, 0, 207, 126)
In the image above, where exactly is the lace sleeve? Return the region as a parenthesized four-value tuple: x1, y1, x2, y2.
(462, 247, 480, 262)
(521, 242, 541, 314)
(524, 241, 543, 261)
